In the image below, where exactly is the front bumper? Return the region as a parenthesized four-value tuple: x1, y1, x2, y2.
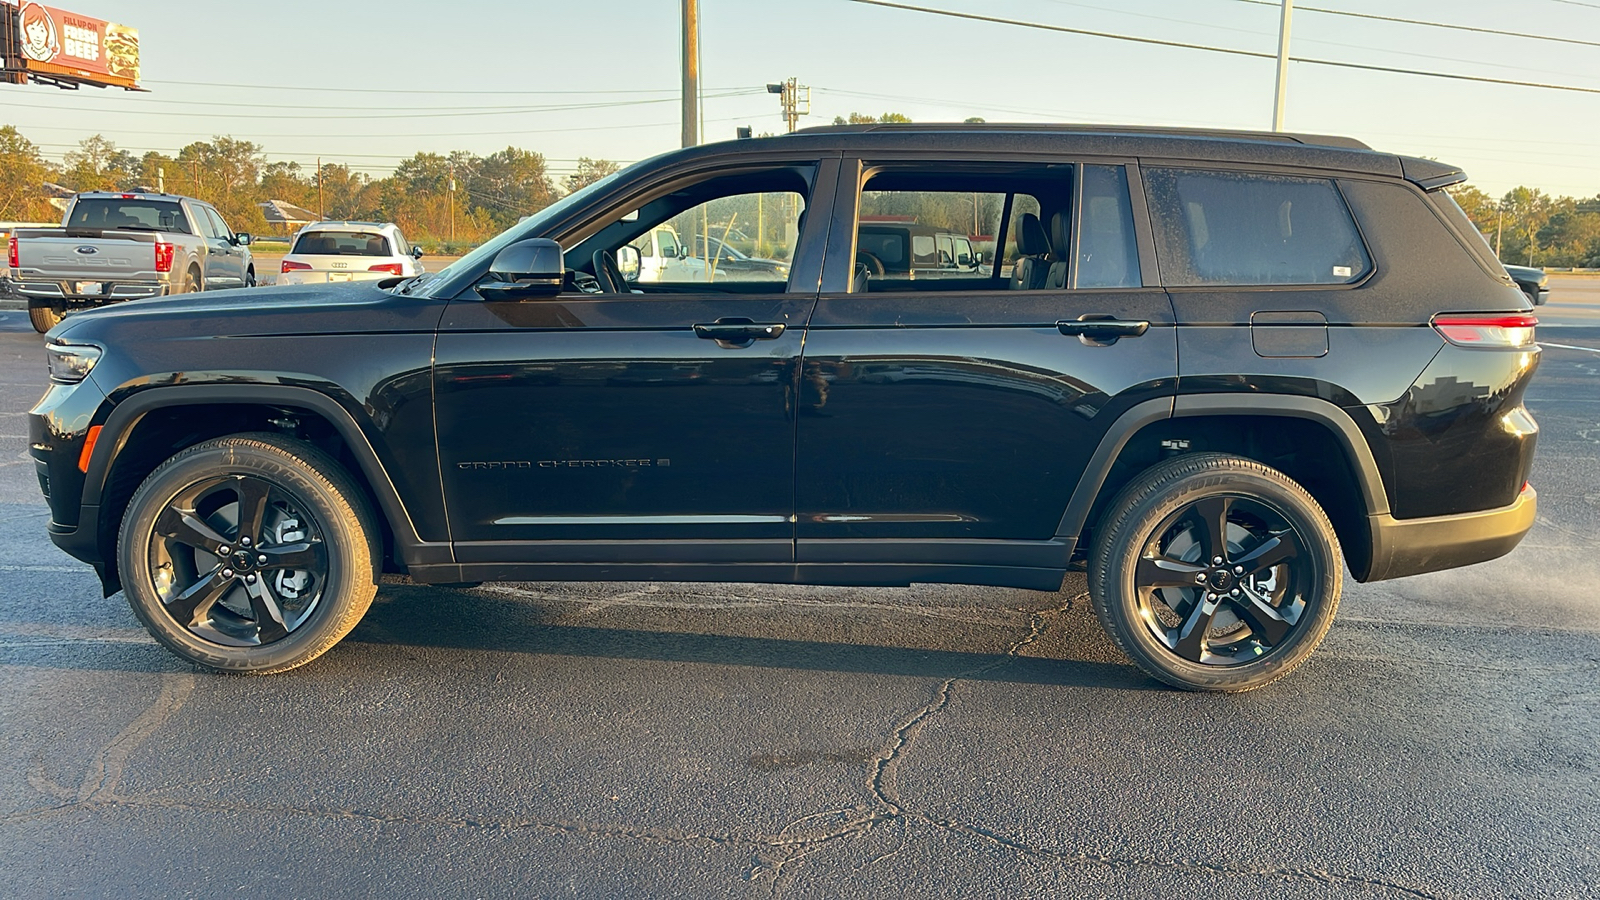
(1360, 484, 1536, 582)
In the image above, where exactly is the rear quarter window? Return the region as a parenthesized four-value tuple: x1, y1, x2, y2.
(1145, 168, 1371, 286)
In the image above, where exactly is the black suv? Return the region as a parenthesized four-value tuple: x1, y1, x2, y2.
(29, 124, 1540, 691)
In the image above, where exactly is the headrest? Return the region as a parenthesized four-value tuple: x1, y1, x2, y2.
(1049, 209, 1072, 259)
(1017, 213, 1049, 257)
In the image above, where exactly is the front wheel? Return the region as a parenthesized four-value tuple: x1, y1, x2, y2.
(1088, 453, 1342, 692)
(118, 433, 380, 674)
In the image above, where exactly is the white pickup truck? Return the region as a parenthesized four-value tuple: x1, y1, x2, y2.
(8, 192, 254, 333)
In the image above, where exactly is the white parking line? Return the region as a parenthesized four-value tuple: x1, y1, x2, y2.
(1540, 342, 1600, 354)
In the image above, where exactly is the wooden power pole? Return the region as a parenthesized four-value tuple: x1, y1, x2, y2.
(682, 0, 699, 148)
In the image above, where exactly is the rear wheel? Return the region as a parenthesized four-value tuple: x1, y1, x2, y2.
(245, 267, 256, 288)
(1088, 453, 1342, 692)
(118, 433, 380, 674)
(28, 302, 64, 333)
(185, 267, 203, 293)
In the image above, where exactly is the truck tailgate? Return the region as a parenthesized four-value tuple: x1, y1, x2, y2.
(15, 230, 158, 281)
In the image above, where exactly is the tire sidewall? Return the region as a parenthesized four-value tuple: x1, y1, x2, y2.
(118, 437, 375, 673)
(1091, 458, 1341, 692)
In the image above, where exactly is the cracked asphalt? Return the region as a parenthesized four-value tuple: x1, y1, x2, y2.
(2, 280, 1598, 899)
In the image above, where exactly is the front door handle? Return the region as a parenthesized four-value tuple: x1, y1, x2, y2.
(693, 318, 786, 349)
(1056, 315, 1149, 346)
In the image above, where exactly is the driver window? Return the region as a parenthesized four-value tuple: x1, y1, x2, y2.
(630, 191, 804, 287)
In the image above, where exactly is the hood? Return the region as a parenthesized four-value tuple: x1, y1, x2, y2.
(50, 280, 446, 344)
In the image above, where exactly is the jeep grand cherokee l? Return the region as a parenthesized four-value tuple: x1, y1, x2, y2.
(29, 123, 1539, 691)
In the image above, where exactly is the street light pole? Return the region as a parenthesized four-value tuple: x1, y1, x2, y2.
(1272, 0, 1294, 131)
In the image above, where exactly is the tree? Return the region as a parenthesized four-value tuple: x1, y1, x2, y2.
(0, 125, 53, 220)
(1499, 186, 1555, 266)
(468, 146, 557, 228)
(832, 112, 912, 125)
(564, 157, 620, 193)
(62, 134, 139, 192)
(964, 116, 986, 123)
(176, 136, 266, 229)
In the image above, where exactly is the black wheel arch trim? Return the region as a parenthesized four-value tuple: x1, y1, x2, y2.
(80, 384, 449, 567)
(1055, 391, 1391, 546)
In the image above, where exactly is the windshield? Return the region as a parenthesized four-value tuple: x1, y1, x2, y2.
(417, 163, 638, 298)
(67, 198, 192, 234)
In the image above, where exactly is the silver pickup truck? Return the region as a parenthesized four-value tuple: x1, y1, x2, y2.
(8, 192, 254, 333)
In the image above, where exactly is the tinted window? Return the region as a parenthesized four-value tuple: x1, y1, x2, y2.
(1077, 165, 1141, 288)
(68, 199, 192, 234)
(293, 231, 392, 256)
(203, 208, 232, 239)
(1146, 168, 1371, 286)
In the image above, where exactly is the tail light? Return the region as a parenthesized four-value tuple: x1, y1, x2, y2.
(1432, 313, 1536, 349)
(7, 235, 17, 269)
(281, 259, 312, 273)
(368, 263, 404, 276)
(154, 241, 174, 273)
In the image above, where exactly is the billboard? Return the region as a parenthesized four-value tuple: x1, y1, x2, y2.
(3, 2, 139, 89)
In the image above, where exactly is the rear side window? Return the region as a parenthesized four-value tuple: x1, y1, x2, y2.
(1078, 165, 1141, 288)
(67, 199, 192, 234)
(1145, 168, 1371, 286)
(293, 231, 392, 256)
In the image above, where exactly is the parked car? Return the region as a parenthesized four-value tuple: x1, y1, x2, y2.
(1503, 264, 1549, 305)
(278, 221, 424, 285)
(10, 192, 253, 333)
(30, 123, 1538, 691)
(689, 234, 790, 282)
(856, 222, 981, 279)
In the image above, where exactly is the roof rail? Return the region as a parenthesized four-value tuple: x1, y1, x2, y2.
(786, 122, 1371, 151)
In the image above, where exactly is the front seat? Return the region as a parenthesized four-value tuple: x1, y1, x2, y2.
(1009, 212, 1052, 291)
(1044, 209, 1072, 289)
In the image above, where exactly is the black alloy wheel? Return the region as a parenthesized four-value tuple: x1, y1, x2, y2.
(119, 433, 379, 673)
(1089, 453, 1341, 692)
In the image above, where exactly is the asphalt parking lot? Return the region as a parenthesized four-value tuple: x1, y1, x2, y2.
(1, 280, 1597, 898)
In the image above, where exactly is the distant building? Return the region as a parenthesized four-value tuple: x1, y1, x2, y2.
(257, 200, 322, 232)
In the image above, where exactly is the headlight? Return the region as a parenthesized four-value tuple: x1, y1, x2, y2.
(45, 342, 103, 384)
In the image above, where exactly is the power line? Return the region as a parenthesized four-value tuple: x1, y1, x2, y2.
(1547, 0, 1600, 8)
(0, 91, 761, 121)
(849, 1, 1600, 96)
(143, 79, 761, 96)
(1223, 0, 1600, 49)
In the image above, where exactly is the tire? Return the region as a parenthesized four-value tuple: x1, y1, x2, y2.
(1088, 453, 1342, 692)
(117, 433, 380, 674)
(28, 302, 64, 334)
(245, 267, 256, 288)
(185, 267, 203, 293)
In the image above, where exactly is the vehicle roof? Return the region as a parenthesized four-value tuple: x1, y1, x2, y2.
(683, 122, 1457, 184)
(73, 191, 201, 203)
(295, 221, 401, 234)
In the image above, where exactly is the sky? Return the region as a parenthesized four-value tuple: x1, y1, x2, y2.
(3, 0, 1598, 200)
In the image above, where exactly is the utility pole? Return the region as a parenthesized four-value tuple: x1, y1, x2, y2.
(767, 78, 810, 133)
(1495, 204, 1504, 258)
(449, 167, 456, 245)
(316, 157, 324, 220)
(681, 0, 699, 148)
(157, 166, 164, 194)
(1272, 0, 1294, 131)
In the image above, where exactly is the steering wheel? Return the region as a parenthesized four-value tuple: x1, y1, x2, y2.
(592, 248, 628, 294)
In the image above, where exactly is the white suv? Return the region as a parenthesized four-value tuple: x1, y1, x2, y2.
(278, 221, 424, 284)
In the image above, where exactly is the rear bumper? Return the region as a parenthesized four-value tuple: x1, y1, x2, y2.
(15, 280, 174, 302)
(1360, 484, 1536, 582)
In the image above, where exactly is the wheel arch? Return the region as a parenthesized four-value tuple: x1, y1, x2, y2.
(1058, 394, 1390, 580)
(83, 385, 446, 594)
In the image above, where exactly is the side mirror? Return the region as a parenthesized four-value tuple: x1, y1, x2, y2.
(972, 251, 984, 265)
(411, 245, 424, 259)
(475, 238, 564, 300)
(617, 245, 641, 281)
(957, 253, 971, 267)
(235, 232, 253, 246)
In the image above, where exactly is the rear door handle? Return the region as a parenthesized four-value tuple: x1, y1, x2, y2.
(693, 318, 786, 348)
(1056, 316, 1149, 345)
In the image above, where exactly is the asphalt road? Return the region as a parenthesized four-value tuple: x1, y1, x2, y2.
(1, 283, 1597, 899)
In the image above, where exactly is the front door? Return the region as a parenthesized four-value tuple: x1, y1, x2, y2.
(433, 167, 827, 565)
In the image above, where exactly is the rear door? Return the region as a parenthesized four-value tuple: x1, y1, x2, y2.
(795, 158, 1176, 571)
(192, 204, 238, 289)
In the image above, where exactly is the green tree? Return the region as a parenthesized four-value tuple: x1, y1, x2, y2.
(0, 125, 53, 220)
(62, 134, 139, 192)
(176, 136, 266, 229)
(564, 157, 620, 193)
(832, 112, 912, 125)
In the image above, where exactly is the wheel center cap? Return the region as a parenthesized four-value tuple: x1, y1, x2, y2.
(1210, 569, 1234, 591)
(232, 550, 255, 572)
